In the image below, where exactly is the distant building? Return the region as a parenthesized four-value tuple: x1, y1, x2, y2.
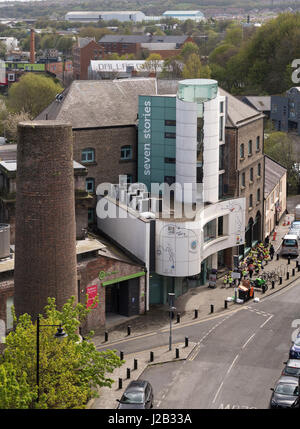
(98, 34, 194, 59)
(271, 87, 300, 134)
(73, 37, 103, 80)
(162, 10, 205, 22)
(88, 59, 164, 80)
(264, 155, 287, 238)
(65, 11, 146, 23)
(241, 95, 271, 120)
(0, 37, 18, 52)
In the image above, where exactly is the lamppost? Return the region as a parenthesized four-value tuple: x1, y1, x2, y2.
(168, 293, 176, 351)
(36, 315, 68, 402)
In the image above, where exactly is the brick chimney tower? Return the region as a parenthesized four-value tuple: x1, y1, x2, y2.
(30, 28, 35, 64)
(14, 121, 78, 320)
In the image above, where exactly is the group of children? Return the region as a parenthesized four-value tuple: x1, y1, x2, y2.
(221, 240, 275, 288)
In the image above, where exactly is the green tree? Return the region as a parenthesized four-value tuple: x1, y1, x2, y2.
(142, 53, 163, 74)
(182, 53, 211, 79)
(2, 110, 31, 143)
(180, 41, 199, 63)
(0, 297, 123, 409)
(7, 73, 63, 118)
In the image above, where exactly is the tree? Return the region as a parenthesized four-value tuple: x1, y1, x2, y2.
(0, 297, 123, 409)
(2, 110, 31, 143)
(7, 73, 63, 118)
(264, 132, 299, 194)
(142, 53, 163, 74)
(180, 41, 199, 63)
(182, 53, 211, 79)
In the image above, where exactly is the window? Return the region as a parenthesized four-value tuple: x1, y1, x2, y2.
(219, 144, 225, 170)
(240, 144, 244, 159)
(164, 157, 176, 164)
(257, 188, 261, 203)
(220, 101, 224, 113)
(250, 168, 254, 182)
(249, 194, 253, 209)
(219, 115, 224, 141)
(121, 145, 132, 160)
(204, 219, 216, 243)
(218, 216, 224, 236)
(241, 172, 245, 187)
(256, 136, 260, 151)
(164, 132, 176, 139)
(126, 174, 133, 184)
(81, 148, 95, 163)
(248, 140, 252, 156)
(165, 120, 176, 126)
(86, 178, 95, 193)
(258, 163, 261, 177)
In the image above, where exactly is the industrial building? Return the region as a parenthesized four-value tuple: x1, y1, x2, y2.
(65, 11, 146, 23)
(162, 10, 206, 22)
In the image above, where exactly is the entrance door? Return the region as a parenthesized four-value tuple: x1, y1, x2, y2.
(105, 282, 129, 316)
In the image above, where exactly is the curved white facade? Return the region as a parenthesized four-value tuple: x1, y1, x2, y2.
(155, 198, 245, 277)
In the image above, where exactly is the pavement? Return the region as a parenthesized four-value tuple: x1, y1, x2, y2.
(88, 212, 300, 409)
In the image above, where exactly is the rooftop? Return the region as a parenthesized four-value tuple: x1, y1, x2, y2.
(0, 159, 86, 173)
(36, 78, 157, 128)
(264, 155, 287, 197)
(99, 34, 189, 44)
(242, 95, 271, 112)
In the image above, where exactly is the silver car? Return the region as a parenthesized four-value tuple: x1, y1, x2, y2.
(282, 359, 300, 377)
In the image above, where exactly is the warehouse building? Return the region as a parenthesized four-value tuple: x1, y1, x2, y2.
(65, 11, 146, 23)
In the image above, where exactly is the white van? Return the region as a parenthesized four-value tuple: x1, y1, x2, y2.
(281, 234, 299, 257)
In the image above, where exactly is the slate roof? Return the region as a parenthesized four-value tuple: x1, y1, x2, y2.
(76, 37, 95, 48)
(264, 155, 287, 197)
(242, 96, 271, 112)
(99, 34, 189, 44)
(36, 78, 157, 128)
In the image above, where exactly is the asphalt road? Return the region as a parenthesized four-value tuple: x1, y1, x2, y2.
(141, 281, 300, 409)
(97, 280, 300, 409)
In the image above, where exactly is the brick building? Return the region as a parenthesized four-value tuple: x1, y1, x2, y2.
(0, 158, 92, 243)
(98, 34, 194, 60)
(36, 78, 157, 220)
(219, 88, 265, 261)
(73, 37, 103, 80)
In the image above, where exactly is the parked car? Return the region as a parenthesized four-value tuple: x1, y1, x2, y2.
(288, 228, 300, 239)
(280, 234, 299, 257)
(289, 337, 300, 359)
(270, 376, 299, 408)
(116, 380, 153, 409)
(291, 396, 300, 408)
(282, 359, 300, 377)
(291, 221, 300, 229)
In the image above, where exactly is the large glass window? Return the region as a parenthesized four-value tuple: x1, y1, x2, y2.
(219, 144, 225, 170)
(81, 148, 95, 163)
(219, 115, 224, 141)
(204, 219, 216, 243)
(197, 117, 204, 183)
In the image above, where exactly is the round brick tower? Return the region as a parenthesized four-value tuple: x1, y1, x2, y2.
(14, 121, 78, 319)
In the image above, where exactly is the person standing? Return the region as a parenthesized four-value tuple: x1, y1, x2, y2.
(270, 244, 275, 260)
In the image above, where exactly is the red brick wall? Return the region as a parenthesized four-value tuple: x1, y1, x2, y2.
(73, 40, 103, 80)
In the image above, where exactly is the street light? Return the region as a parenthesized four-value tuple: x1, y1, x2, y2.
(168, 293, 176, 351)
(36, 315, 67, 402)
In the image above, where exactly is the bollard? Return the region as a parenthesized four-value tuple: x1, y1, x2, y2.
(276, 254, 279, 261)
(298, 265, 300, 272)
(272, 281, 275, 289)
(134, 359, 138, 370)
(287, 272, 290, 281)
(288, 256, 291, 265)
(296, 260, 299, 268)
(194, 309, 198, 319)
(293, 268, 295, 277)
(177, 313, 181, 324)
(210, 304, 214, 314)
(185, 337, 189, 348)
(127, 368, 130, 379)
(120, 351, 124, 361)
(104, 331, 108, 342)
(118, 378, 122, 389)
(224, 300, 228, 309)
(175, 348, 179, 359)
(262, 285, 266, 294)
(127, 325, 131, 336)
(150, 351, 154, 362)
(279, 276, 282, 285)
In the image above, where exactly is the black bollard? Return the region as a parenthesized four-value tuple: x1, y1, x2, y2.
(194, 309, 198, 319)
(210, 304, 214, 314)
(279, 276, 282, 285)
(134, 359, 138, 370)
(288, 256, 291, 265)
(276, 254, 279, 261)
(224, 300, 228, 309)
(185, 337, 189, 347)
(118, 378, 122, 389)
(287, 272, 290, 280)
(150, 351, 154, 362)
(296, 260, 299, 268)
(127, 368, 130, 379)
(127, 325, 131, 336)
(293, 268, 295, 277)
(105, 331, 108, 342)
(175, 348, 179, 359)
(177, 313, 181, 323)
(298, 265, 300, 272)
(272, 281, 275, 289)
(120, 351, 124, 361)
